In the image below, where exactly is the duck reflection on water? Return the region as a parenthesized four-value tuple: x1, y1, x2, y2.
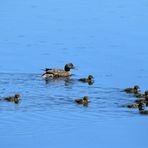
(43, 76, 76, 86)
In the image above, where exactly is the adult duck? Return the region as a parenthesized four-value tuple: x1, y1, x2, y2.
(42, 63, 76, 78)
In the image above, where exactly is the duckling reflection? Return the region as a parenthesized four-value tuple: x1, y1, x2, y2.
(123, 85, 140, 94)
(78, 75, 94, 85)
(44, 77, 75, 86)
(3, 94, 20, 104)
(74, 96, 90, 106)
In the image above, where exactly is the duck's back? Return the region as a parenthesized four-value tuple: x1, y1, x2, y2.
(47, 69, 71, 77)
(4, 96, 14, 101)
(75, 99, 83, 104)
(79, 78, 87, 82)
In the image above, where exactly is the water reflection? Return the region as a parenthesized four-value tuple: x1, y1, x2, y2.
(0, 72, 133, 117)
(43, 76, 94, 86)
(43, 77, 74, 86)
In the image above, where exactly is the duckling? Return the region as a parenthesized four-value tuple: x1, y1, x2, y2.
(42, 63, 76, 78)
(140, 110, 148, 115)
(79, 75, 94, 84)
(74, 96, 90, 105)
(135, 90, 148, 98)
(127, 104, 139, 108)
(4, 94, 20, 104)
(123, 85, 140, 94)
(138, 103, 148, 115)
(135, 95, 148, 104)
(135, 99, 146, 104)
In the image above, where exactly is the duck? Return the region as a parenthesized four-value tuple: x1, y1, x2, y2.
(42, 63, 76, 78)
(138, 103, 148, 115)
(135, 90, 148, 98)
(135, 96, 148, 105)
(123, 85, 140, 94)
(126, 104, 139, 108)
(79, 75, 94, 85)
(4, 94, 20, 104)
(135, 99, 146, 104)
(74, 96, 90, 105)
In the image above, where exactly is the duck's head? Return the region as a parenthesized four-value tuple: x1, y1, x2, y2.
(138, 102, 145, 111)
(88, 75, 94, 80)
(83, 96, 89, 103)
(14, 94, 20, 104)
(144, 90, 148, 96)
(64, 63, 76, 71)
(15, 94, 20, 99)
(134, 85, 140, 90)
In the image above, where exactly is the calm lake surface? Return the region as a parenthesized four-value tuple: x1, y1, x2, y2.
(0, 0, 148, 148)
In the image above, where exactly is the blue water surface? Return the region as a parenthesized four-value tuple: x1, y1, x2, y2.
(0, 0, 148, 148)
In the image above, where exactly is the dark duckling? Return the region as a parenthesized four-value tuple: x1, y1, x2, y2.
(74, 96, 90, 105)
(123, 85, 140, 94)
(138, 103, 148, 115)
(135, 90, 148, 98)
(4, 94, 20, 104)
(127, 104, 139, 108)
(42, 63, 76, 78)
(135, 99, 146, 104)
(79, 75, 94, 85)
(135, 96, 148, 106)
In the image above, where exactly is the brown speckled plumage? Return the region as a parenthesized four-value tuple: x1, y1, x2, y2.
(123, 85, 140, 94)
(74, 96, 89, 105)
(42, 63, 75, 78)
(4, 94, 20, 104)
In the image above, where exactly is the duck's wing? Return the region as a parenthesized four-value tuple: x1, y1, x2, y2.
(46, 68, 64, 73)
(47, 69, 71, 77)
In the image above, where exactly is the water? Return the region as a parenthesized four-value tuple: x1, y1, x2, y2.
(0, 0, 148, 148)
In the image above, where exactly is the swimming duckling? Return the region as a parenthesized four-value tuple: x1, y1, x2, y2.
(4, 94, 20, 104)
(74, 96, 90, 105)
(138, 103, 148, 115)
(140, 110, 148, 115)
(135, 99, 146, 104)
(79, 75, 94, 85)
(135, 95, 148, 104)
(123, 85, 140, 94)
(42, 63, 76, 78)
(127, 104, 139, 108)
(135, 90, 148, 98)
